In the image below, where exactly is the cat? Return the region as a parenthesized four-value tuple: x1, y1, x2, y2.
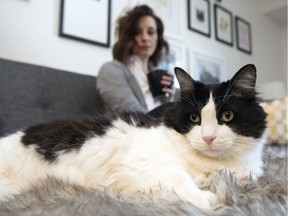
(0, 64, 267, 210)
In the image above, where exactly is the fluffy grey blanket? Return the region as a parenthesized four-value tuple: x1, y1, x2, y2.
(0, 148, 287, 216)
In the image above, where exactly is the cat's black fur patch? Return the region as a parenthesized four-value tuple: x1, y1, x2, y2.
(22, 112, 160, 161)
(22, 117, 113, 161)
(212, 82, 266, 138)
(116, 111, 160, 128)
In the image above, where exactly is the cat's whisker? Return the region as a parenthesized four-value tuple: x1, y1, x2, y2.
(215, 92, 242, 111)
(182, 94, 197, 107)
(181, 93, 209, 111)
(230, 143, 256, 155)
(214, 92, 240, 101)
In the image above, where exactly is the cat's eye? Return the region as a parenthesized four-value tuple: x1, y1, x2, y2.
(221, 111, 234, 122)
(189, 113, 201, 123)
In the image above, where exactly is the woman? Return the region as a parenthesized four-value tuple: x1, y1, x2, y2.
(97, 5, 176, 112)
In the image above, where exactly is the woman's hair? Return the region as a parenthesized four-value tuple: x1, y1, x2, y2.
(112, 5, 169, 68)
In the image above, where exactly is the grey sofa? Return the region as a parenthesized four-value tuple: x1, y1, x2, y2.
(0, 58, 105, 137)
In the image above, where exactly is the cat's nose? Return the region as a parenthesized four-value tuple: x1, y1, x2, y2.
(202, 136, 216, 145)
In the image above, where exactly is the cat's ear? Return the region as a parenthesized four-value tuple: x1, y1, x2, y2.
(231, 64, 257, 98)
(174, 67, 195, 93)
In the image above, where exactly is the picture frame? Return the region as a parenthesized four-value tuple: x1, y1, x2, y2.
(214, 4, 233, 46)
(187, 0, 211, 37)
(167, 38, 187, 69)
(59, 0, 111, 48)
(190, 49, 226, 84)
(235, 16, 252, 54)
(129, 0, 183, 41)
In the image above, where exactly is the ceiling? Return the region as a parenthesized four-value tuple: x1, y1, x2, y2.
(265, 4, 287, 27)
(262, 0, 287, 27)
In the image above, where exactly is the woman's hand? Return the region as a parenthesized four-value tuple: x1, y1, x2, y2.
(161, 71, 176, 101)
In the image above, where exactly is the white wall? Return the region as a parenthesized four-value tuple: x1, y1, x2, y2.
(0, 0, 286, 90)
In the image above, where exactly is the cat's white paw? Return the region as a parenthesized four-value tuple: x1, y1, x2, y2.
(190, 190, 217, 210)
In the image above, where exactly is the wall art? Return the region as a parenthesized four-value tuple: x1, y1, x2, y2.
(187, 0, 211, 37)
(59, 0, 111, 47)
(235, 16, 252, 54)
(190, 49, 226, 84)
(214, 4, 233, 46)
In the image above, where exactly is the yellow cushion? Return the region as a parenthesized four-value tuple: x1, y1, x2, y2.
(261, 97, 287, 145)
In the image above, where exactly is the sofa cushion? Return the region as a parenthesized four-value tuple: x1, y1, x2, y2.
(261, 97, 287, 145)
(0, 58, 104, 136)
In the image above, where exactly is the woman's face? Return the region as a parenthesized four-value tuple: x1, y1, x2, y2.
(134, 16, 158, 60)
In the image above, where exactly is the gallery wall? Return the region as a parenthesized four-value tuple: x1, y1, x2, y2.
(0, 0, 286, 91)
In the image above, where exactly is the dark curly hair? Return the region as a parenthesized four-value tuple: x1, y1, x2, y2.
(113, 5, 169, 68)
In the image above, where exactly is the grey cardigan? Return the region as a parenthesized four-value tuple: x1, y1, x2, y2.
(97, 61, 148, 112)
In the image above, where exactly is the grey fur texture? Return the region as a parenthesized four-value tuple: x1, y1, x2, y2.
(0, 148, 286, 216)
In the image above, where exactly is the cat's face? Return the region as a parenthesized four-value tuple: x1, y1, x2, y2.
(165, 65, 267, 158)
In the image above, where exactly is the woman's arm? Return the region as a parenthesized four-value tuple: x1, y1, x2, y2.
(97, 61, 147, 112)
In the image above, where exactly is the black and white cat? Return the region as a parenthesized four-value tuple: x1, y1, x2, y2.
(0, 64, 267, 210)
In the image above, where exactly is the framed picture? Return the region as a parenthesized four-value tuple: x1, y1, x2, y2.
(129, 0, 182, 41)
(190, 49, 226, 84)
(187, 0, 211, 37)
(59, 0, 111, 48)
(214, 4, 233, 46)
(235, 16, 252, 54)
